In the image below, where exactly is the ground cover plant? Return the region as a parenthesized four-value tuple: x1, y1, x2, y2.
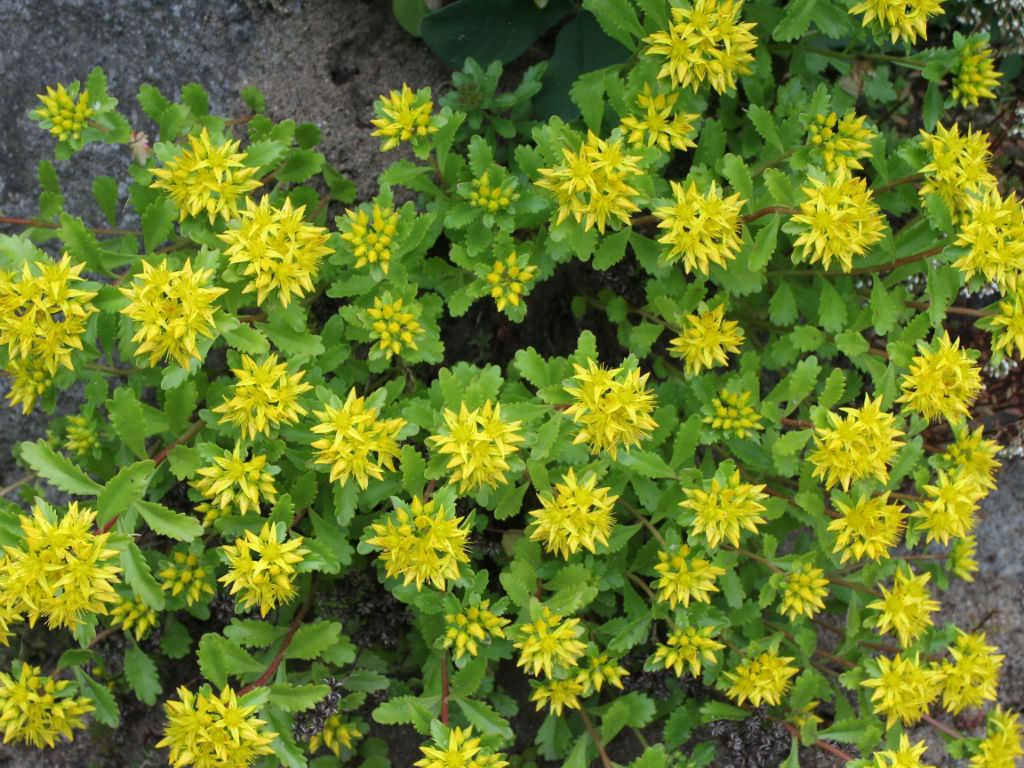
(1, 0, 1023, 767)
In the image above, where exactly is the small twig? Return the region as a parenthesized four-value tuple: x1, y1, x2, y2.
(238, 597, 312, 695)
(579, 708, 612, 768)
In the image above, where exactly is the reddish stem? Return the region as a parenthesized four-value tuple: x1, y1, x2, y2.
(0, 214, 141, 237)
(238, 598, 312, 695)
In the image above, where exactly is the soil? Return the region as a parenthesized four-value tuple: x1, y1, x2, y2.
(0, 1, 1022, 767)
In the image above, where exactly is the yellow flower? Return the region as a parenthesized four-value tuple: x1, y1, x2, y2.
(867, 567, 940, 648)
(944, 425, 1001, 495)
(428, 400, 524, 493)
(643, 0, 757, 94)
(807, 111, 877, 175)
(530, 678, 586, 717)
(703, 389, 763, 438)
(809, 395, 905, 492)
(650, 626, 725, 678)
(3, 358, 50, 414)
(668, 304, 745, 376)
(339, 202, 401, 274)
(33, 82, 94, 142)
(861, 653, 943, 730)
(191, 443, 277, 521)
(219, 522, 309, 616)
(367, 294, 424, 359)
(654, 180, 745, 275)
(779, 564, 829, 620)
(311, 388, 406, 489)
(564, 360, 658, 460)
(64, 414, 98, 457)
(486, 251, 537, 313)
(619, 83, 699, 152)
(724, 649, 798, 707)
(218, 196, 331, 307)
(0, 254, 97, 376)
(514, 606, 587, 679)
(371, 84, 439, 152)
(366, 496, 470, 592)
(467, 171, 520, 213)
(870, 733, 933, 768)
(415, 726, 508, 768)
(896, 331, 982, 424)
(535, 131, 642, 234)
(950, 535, 979, 582)
(109, 593, 159, 641)
(848, 0, 944, 44)
(156, 685, 276, 768)
(0, 663, 93, 748)
(828, 492, 907, 564)
(971, 706, 1024, 768)
(653, 545, 726, 609)
(308, 715, 362, 756)
(575, 650, 629, 694)
(150, 127, 261, 224)
(119, 258, 226, 370)
(0, 501, 121, 631)
(992, 295, 1024, 359)
(528, 468, 617, 559)
(919, 122, 997, 225)
(158, 549, 216, 606)
(790, 174, 886, 273)
(953, 36, 1002, 108)
(442, 600, 510, 660)
(212, 353, 312, 440)
(680, 469, 768, 550)
(940, 629, 1003, 714)
(912, 467, 984, 545)
(953, 188, 1024, 294)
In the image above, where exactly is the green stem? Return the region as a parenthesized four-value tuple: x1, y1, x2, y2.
(795, 44, 926, 69)
(82, 362, 146, 376)
(626, 571, 658, 602)
(727, 546, 782, 573)
(0, 214, 141, 237)
(743, 206, 798, 224)
(873, 172, 925, 195)
(903, 300, 995, 318)
(827, 576, 882, 598)
(751, 149, 796, 177)
(622, 501, 668, 548)
(238, 596, 312, 695)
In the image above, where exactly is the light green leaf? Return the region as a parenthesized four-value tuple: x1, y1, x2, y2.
(75, 670, 120, 727)
(197, 633, 265, 689)
(19, 440, 101, 495)
(721, 153, 754, 202)
(773, 0, 817, 41)
(135, 500, 202, 541)
(456, 698, 514, 744)
(285, 621, 343, 661)
(747, 104, 785, 152)
(92, 175, 119, 225)
(97, 461, 154, 527)
(269, 683, 331, 712)
(108, 386, 148, 458)
(120, 540, 165, 611)
(582, 0, 645, 48)
(224, 619, 290, 648)
(124, 643, 161, 705)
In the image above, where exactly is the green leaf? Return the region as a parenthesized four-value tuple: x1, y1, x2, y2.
(224, 619, 290, 648)
(269, 683, 331, 712)
(922, 81, 943, 132)
(616, 449, 675, 479)
(243, 139, 286, 169)
(75, 671, 120, 727)
(773, 0, 817, 41)
(181, 83, 210, 116)
(373, 695, 435, 734)
(593, 228, 630, 270)
(108, 386, 149, 458)
(721, 154, 754, 202)
(763, 168, 797, 206)
(770, 281, 799, 326)
(923, 191, 953, 236)
(344, 669, 390, 692)
(494, 481, 529, 521)
(663, 701, 700, 750)
(120, 540, 165, 611)
(401, 444, 427, 496)
(136, 500, 202, 541)
(19, 441, 101, 494)
(671, 415, 702, 468)
(278, 149, 324, 183)
(700, 700, 749, 723)
(124, 643, 161, 705)
(693, 119, 726, 169)
(393, 0, 430, 36)
(222, 323, 271, 356)
(747, 104, 784, 153)
(835, 330, 869, 358)
(927, 263, 962, 327)
(818, 368, 846, 410)
(242, 86, 265, 113)
(57, 214, 103, 273)
(96, 461, 155, 527)
(630, 745, 668, 768)
(869, 278, 904, 335)
(198, 633, 265, 689)
(569, 67, 610, 134)
(161, 614, 192, 659)
(456, 698, 514, 744)
(139, 84, 171, 122)
(92, 175, 119, 225)
(285, 621, 343, 660)
(818, 280, 847, 333)
(582, 0, 645, 48)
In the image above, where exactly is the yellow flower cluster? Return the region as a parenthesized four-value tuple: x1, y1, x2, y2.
(912, 467, 984, 545)
(564, 360, 658, 460)
(945, 426, 1001, 496)
(848, 0, 944, 44)
(191, 443, 277, 524)
(442, 600, 509, 660)
(807, 111, 877, 175)
(467, 171, 520, 213)
(63, 414, 98, 457)
(156, 685, 276, 768)
(158, 550, 216, 607)
(33, 83, 94, 142)
(213, 353, 312, 440)
(528, 468, 617, 559)
(867, 567, 939, 648)
(219, 522, 309, 616)
(953, 36, 1002, 108)
(371, 84, 439, 152)
(109, 593, 159, 641)
(668, 304, 744, 376)
(311, 388, 406, 489)
(218, 196, 331, 307)
(150, 127, 261, 224)
(809, 395, 905, 491)
(120, 258, 226, 370)
(870, 734, 931, 768)
(428, 400, 523, 493)
(828, 492, 907, 564)
(861, 652, 942, 729)
(940, 630, 1003, 714)
(954, 188, 1024, 294)
(514, 606, 586, 679)
(339, 202, 401, 274)
(724, 649, 799, 707)
(575, 651, 628, 695)
(309, 716, 362, 757)
(0, 663, 93, 748)
(619, 83, 699, 152)
(653, 545, 726, 609)
(919, 122, 996, 224)
(791, 174, 886, 272)
(680, 470, 768, 549)
(0, 501, 121, 632)
(366, 496, 470, 591)
(971, 706, 1023, 768)
(779, 563, 829, 620)
(643, 0, 757, 94)
(896, 331, 981, 424)
(655, 180, 746, 275)
(703, 389, 763, 438)
(530, 678, 587, 717)
(486, 251, 537, 313)
(535, 131, 642, 234)
(651, 626, 725, 678)
(414, 725, 508, 768)
(367, 295, 424, 359)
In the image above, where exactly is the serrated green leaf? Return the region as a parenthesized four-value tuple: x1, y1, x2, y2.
(161, 614, 192, 659)
(770, 281, 799, 326)
(222, 323, 271, 355)
(835, 330, 869, 358)
(278, 149, 324, 183)
(773, 0, 817, 41)
(97, 461, 154, 527)
(923, 191, 953, 236)
(494, 481, 529, 521)
(514, 347, 550, 391)
(721, 153, 754, 202)
(593, 228, 630, 270)
(108, 386, 149, 458)
(181, 83, 209, 116)
(663, 701, 700, 750)
(818, 280, 847, 333)
(456, 697, 514, 744)
(198, 633, 265, 689)
(819, 368, 846, 409)
(269, 683, 330, 712)
(121, 540, 165, 610)
(224, 619, 290, 648)
(285, 621, 343, 661)
(92, 175, 119, 225)
(242, 86, 265, 113)
(922, 80, 943, 132)
(927, 262, 962, 327)
(401, 445, 427, 496)
(244, 139, 286, 169)
(373, 695, 435, 734)
(763, 168, 796, 206)
(19, 441, 101, 494)
(124, 643, 161, 705)
(75, 671, 120, 727)
(569, 68, 608, 134)
(616, 449, 675, 479)
(138, 84, 171, 123)
(747, 104, 784, 152)
(136, 500, 202, 541)
(869, 278, 904, 336)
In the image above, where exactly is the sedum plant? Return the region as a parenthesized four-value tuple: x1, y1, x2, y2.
(1, 0, 1023, 766)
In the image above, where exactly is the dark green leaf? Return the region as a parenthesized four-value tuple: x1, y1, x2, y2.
(773, 0, 817, 41)
(120, 540, 165, 610)
(285, 621, 343, 660)
(92, 175, 119, 225)
(747, 104, 785, 152)
(181, 83, 209, 116)
(582, 0, 645, 48)
(198, 633, 265, 689)
(721, 153, 754, 202)
(922, 81, 943, 132)
(269, 683, 330, 712)
(96, 461, 154, 527)
(75, 671, 119, 727)
(242, 86, 265, 113)
(124, 643, 161, 705)
(136, 500, 202, 541)
(277, 149, 324, 183)
(19, 440, 101, 494)
(456, 698, 514, 744)
(108, 386, 149, 458)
